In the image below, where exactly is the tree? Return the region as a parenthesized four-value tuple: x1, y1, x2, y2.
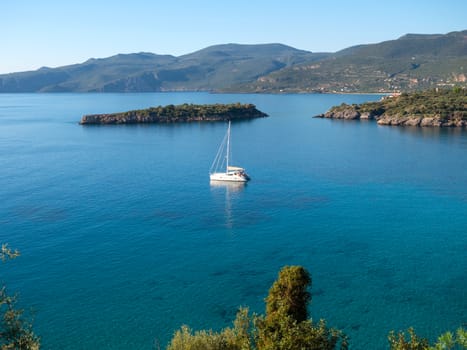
(264, 265, 311, 323)
(388, 328, 429, 350)
(388, 327, 467, 350)
(166, 308, 255, 350)
(0, 245, 19, 262)
(255, 266, 347, 350)
(167, 265, 346, 350)
(1, 244, 40, 350)
(430, 328, 467, 350)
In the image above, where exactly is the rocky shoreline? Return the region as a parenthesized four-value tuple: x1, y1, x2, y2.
(315, 107, 467, 127)
(80, 103, 268, 125)
(315, 89, 467, 127)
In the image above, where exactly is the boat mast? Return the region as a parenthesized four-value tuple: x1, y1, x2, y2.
(226, 120, 231, 172)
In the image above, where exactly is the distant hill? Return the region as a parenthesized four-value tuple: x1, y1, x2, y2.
(232, 30, 467, 93)
(0, 44, 323, 92)
(0, 53, 177, 92)
(0, 30, 466, 93)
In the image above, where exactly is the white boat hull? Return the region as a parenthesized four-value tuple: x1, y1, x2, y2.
(209, 121, 251, 183)
(210, 172, 249, 182)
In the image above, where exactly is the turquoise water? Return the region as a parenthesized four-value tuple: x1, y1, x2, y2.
(0, 93, 466, 349)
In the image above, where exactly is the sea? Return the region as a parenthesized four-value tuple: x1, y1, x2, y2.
(0, 92, 466, 350)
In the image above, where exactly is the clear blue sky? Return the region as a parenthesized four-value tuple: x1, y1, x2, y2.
(1, 0, 466, 74)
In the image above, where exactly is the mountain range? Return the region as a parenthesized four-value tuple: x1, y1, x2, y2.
(1, 30, 466, 93)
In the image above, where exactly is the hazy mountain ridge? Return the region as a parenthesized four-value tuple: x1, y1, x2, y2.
(1, 31, 466, 93)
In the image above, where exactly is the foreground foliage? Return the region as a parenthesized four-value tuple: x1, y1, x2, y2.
(1, 249, 464, 349)
(167, 265, 465, 350)
(167, 266, 347, 350)
(1, 245, 40, 350)
(389, 327, 467, 350)
(166, 308, 253, 350)
(256, 266, 346, 350)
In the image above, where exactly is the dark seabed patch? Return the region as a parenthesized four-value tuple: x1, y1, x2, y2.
(12, 205, 67, 222)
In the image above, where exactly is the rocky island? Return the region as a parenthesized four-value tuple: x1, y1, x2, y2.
(315, 88, 467, 127)
(80, 103, 268, 125)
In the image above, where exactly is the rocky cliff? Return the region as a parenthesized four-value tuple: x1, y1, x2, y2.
(317, 107, 467, 127)
(315, 88, 467, 127)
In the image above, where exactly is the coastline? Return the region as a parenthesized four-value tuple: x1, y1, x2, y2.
(315, 88, 467, 127)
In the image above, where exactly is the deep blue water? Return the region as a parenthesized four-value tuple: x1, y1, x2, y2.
(0, 93, 466, 349)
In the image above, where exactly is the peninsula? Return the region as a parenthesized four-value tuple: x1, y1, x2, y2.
(79, 103, 268, 125)
(315, 88, 467, 127)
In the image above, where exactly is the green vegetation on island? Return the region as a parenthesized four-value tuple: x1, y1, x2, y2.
(317, 87, 467, 127)
(79, 103, 268, 125)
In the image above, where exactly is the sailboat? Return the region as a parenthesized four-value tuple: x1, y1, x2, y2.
(210, 121, 250, 182)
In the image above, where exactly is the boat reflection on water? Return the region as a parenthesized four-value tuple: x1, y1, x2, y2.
(210, 180, 246, 228)
(209, 180, 247, 192)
